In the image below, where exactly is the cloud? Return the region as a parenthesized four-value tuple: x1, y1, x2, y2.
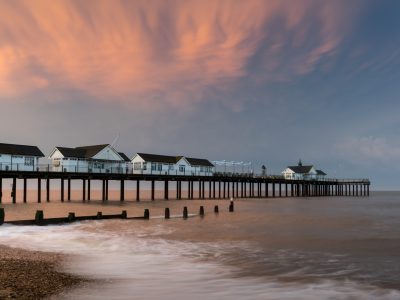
(336, 136, 400, 166)
(0, 0, 359, 107)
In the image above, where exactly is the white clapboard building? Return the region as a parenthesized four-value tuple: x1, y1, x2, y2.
(132, 153, 214, 176)
(0, 142, 45, 171)
(282, 160, 326, 180)
(49, 144, 130, 173)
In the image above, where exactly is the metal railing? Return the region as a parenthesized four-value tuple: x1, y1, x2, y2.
(0, 162, 370, 183)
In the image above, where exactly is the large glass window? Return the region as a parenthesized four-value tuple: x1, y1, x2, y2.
(151, 162, 156, 171)
(157, 163, 162, 171)
(134, 162, 142, 170)
(24, 157, 34, 166)
(179, 165, 185, 172)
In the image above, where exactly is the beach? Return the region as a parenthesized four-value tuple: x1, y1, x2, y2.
(0, 245, 85, 299)
(0, 192, 399, 299)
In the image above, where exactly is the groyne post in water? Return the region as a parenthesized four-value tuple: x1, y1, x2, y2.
(121, 210, 127, 219)
(214, 205, 219, 214)
(35, 210, 44, 225)
(68, 212, 75, 222)
(97, 212, 103, 219)
(183, 206, 188, 219)
(0, 208, 4, 225)
(199, 206, 205, 217)
(165, 207, 170, 219)
(144, 209, 150, 219)
(229, 199, 234, 212)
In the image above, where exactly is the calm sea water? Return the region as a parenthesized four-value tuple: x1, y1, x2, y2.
(0, 192, 399, 299)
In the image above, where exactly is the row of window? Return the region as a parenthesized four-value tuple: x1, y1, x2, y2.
(133, 162, 212, 172)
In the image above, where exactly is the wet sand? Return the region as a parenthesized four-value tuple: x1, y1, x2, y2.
(0, 245, 86, 299)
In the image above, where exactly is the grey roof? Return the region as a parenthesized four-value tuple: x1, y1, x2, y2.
(136, 153, 182, 164)
(185, 157, 214, 167)
(75, 144, 109, 158)
(316, 169, 327, 176)
(55, 144, 119, 160)
(118, 152, 131, 162)
(287, 165, 314, 174)
(0, 143, 44, 157)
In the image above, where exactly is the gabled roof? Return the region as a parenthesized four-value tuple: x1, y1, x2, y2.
(54, 144, 121, 160)
(316, 169, 326, 176)
(0, 143, 44, 157)
(56, 147, 86, 158)
(135, 153, 182, 164)
(75, 144, 109, 158)
(118, 152, 130, 162)
(287, 165, 314, 174)
(185, 157, 214, 167)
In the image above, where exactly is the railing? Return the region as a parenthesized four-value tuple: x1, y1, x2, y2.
(0, 162, 370, 183)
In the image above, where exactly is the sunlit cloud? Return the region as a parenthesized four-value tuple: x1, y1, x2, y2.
(0, 0, 359, 107)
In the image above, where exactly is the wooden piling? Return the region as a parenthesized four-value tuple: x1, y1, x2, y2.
(164, 180, 168, 200)
(87, 179, 91, 201)
(136, 180, 140, 201)
(151, 180, 155, 201)
(183, 206, 188, 219)
(60, 178, 64, 202)
(0, 177, 2, 203)
(199, 206, 205, 217)
(144, 209, 150, 219)
(0, 208, 4, 225)
(229, 200, 234, 212)
(214, 205, 219, 213)
(35, 210, 44, 225)
(23, 178, 27, 203)
(67, 178, 71, 201)
(82, 179, 86, 201)
(46, 178, 50, 202)
(11, 177, 16, 203)
(121, 210, 127, 219)
(97, 212, 102, 219)
(165, 207, 170, 219)
(68, 212, 75, 222)
(120, 179, 125, 201)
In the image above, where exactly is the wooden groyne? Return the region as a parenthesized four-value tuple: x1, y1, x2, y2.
(0, 204, 230, 226)
(0, 170, 370, 203)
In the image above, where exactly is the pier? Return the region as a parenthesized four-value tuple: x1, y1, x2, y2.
(0, 169, 370, 203)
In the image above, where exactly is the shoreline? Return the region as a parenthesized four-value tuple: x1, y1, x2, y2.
(0, 245, 88, 299)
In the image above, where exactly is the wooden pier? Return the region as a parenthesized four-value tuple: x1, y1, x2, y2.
(0, 170, 370, 203)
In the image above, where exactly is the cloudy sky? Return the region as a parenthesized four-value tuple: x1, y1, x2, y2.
(0, 0, 399, 189)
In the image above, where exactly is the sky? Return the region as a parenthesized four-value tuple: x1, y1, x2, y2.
(0, 0, 400, 189)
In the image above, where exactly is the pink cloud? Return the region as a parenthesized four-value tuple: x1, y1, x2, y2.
(0, 0, 359, 107)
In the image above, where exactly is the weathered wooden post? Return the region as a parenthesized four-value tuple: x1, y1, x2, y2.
(136, 180, 140, 201)
(164, 180, 168, 200)
(199, 206, 205, 217)
(97, 212, 103, 219)
(87, 179, 91, 201)
(121, 210, 127, 219)
(82, 179, 86, 201)
(151, 180, 155, 201)
(102, 179, 106, 201)
(23, 178, 27, 203)
(67, 178, 71, 201)
(0, 208, 4, 225)
(11, 177, 16, 204)
(229, 199, 234, 212)
(120, 179, 125, 202)
(38, 178, 44, 203)
(0, 177, 2, 203)
(183, 206, 188, 219)
(60, 178, 64, 202)
(35, 210, 44, 225)
(46, 178, 50, 202)
(144, 209, 150, 219)
(214, 205, 219, 213)
(165, 207, 170, 219)
(105, 180, 109, 201)
(68, 212, 75, 222)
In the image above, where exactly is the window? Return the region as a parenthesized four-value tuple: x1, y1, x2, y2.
(134, 162, 142, 170)
(157, 163, 162, 171)
(143, 162, 147, 170)
(24, 157, 34, 166)
(179, 165, 185, 172)
(151, 162, 157, 171)
(200, 166, 204, 172)
(169, 164, 174, 170)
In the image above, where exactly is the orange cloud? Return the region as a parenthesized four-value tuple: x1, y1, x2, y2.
(0, 0, 358, 106)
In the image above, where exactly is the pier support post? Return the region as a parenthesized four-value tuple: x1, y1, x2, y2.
(88, 179, 91, 201)
(46, 178, 50, 202)
(60, 179, 64, 202)
(23, 178, 27, 203)
(37, 178, 41, 203)
(202, 181, 205, 199)
(136, 180, 140, 201)
(272, 183, 275, 198)
(120, 179, 125, 201)
(209, 180, 212, 199)
(190, 181, 194, 199)
(12, 177, 17, 203)
(105, 180, 109, 201)
(67, 178, 71, 201)
(151, 180, 155, 201)
(213, 181, 216, 199)
(198, 180, 202, 199)
(82, 179, 86, 201)
(176, 181, 179, 199)
(279, 183, 282, 197)
(0, 178, 2, 203)
(164, 180, 168, 200)
(223, 181, 226, 199)
(102, 180, 105, 201)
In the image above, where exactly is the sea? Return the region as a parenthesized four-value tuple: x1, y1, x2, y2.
(0, 191, 399, 299)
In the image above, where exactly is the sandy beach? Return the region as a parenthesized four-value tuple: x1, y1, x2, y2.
(0, 245, 86, 299)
